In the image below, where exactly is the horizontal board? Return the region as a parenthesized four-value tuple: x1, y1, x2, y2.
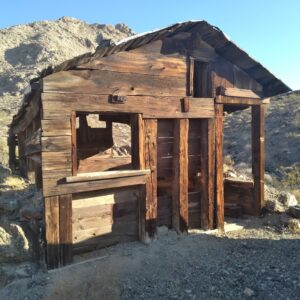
(67, 169, 150, 183)
(41, 119, 71, 136)
(43, 175, 146, 197)
(73, 222, 138, 243)
(73, 203, 112, 220)
(78, 155, 132, 173)
(41, 151, 72, 171)
(43, 69, 186, 96)
(78, 44, 186, 77)
(41, 136, 71, 152)
(41, 93, 215, 119)
(72, 188, 139, 208)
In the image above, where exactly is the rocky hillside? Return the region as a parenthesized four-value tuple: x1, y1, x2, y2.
(0, 16, 133, 164)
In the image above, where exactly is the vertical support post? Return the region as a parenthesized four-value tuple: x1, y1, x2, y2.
(45, 196, 60, 269)
(200, 119, 215, 229)
(215, 104, 224, 230)
(144, 119, 157, 238)
(131, 114, 144, 169)
(252, 105, 265, 214)
(173, 119, 189, 233)
(59, 194, 73, 266)
(131, 114, 147, 242)
(71, 111, 77, 176)
(188, 57, 195, 97)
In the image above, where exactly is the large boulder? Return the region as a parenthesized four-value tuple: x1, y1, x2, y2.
(265, 191, 297, 213)
(288, 205, 300, 219)
(0, 224, 30, 263)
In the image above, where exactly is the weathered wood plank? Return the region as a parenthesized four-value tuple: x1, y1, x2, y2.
(44, 196, 60, 269)
(216, 95, 269, 106)
(172, 119, 189, 233)
(252, 105, 265, 214)
(144, 119, 157, 237)
(42, 152, 72, 171)
(215, 104, 224, 230)
(188, 57, 194, 96)
(43, 69, 186, 96)
(59, 194, 73, 265)
(41, 93, 215, 119)
(72, 187, 139, 208)
(41, 136, 71, 152)
(66, 169, 150, 183)
(77, 47, 187, 77)
(71, 111, 77, 175)
(77, 156, 132, 173)
(43, 174, 147, 197)
(41, 119, 71, 137)
(217, 87, 263, 99)
(131, 114, 145, 169)
(199, 119, 215, 229)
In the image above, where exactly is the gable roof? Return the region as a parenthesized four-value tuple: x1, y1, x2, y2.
(12, 20, 291, 131)
(33, 20, 291, 97)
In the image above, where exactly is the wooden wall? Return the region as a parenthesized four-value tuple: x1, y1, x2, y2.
(72, 187, 140, 254)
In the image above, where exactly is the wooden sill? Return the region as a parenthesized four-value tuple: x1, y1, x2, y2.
(65, 169, 151, 183)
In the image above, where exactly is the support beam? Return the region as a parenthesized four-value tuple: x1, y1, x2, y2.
(59, 194, 73, 266)
(252, 105, 265, 214)
(144, 119, 157, 238)
(70, 111, 77, 176)
(172, 119, 189, 233)
(199, 119, 215, 229)
(131, 114, 144, 169)
(215, 104, 224, 230)
(45, 196, 60, 269)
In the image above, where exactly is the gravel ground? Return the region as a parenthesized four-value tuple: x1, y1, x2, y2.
(0, 214, 299, 300)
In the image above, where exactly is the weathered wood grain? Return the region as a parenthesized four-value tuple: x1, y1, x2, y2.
(41, 93, 215, 119)
(43, 174, 147, 197)
(43, 69, 186, 96)
(215, 104, 224, 230)
(144, 119, 157, 237)
(59, 194, 73, 265)
(41, 119, 71, 137)
(172, 119, 189, 233)
(77, 44, 187, 77)
(44, 196, 60, 269)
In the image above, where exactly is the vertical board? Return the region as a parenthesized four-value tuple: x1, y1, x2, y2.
(71, 111, 77, 175)
(131, 114, 144, 169)
(199, 119, 215, 229)
(215, 104, 224, 230)
(172, 119, 189, 232)
(59, 194, 73, 265)
(45, 196, 60, 269)
(131, 114, 146, 241)
(252, 105, 265, 214)
(144, 119, 158, 237)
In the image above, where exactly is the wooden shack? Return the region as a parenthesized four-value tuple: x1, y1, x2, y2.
(9, 21, 290, 269)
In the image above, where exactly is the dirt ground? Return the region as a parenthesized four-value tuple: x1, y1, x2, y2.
(0, 214, 299, 300)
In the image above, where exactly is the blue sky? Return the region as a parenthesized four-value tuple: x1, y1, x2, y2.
(1, 0, 299, 90)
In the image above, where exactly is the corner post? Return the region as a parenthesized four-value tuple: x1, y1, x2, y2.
(215, 104, 224, 230)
